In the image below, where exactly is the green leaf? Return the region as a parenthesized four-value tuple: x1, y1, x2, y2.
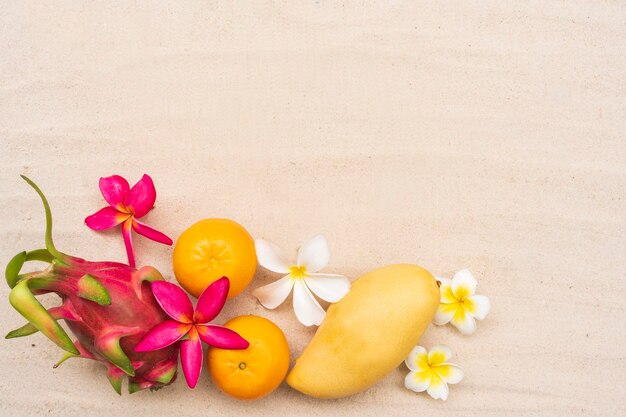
(5, 251, 27, 288)
(5, 322, 38, 338)
(53, 350, 79, 368)
(8, 280, 78, 354)
(96, 333, 135, 377)
(106, 368, 124, 395)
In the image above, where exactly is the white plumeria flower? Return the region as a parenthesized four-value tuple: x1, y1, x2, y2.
(405, 345, 464, 400)
(433, 269, 490, 335)
(252, 235, 351, 326)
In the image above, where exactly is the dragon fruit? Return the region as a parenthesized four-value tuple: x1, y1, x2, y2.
(5, 176, 178, 394)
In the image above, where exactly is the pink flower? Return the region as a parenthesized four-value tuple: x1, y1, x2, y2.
(85, 174, 172, 267)
(135, 277, 249, 388)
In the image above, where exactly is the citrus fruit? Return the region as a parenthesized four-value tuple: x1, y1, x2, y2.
(173, 218, 256, 299)
(207, 315, 290, 400)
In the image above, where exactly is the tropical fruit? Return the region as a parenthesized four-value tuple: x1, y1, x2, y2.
(173, 218, 256, 298)
(286, 264, 440, 399)
(207, 315, 290, 400)
(5, 176, 178, 394)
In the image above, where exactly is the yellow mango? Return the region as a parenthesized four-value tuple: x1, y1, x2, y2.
(286, 264, 440, 399)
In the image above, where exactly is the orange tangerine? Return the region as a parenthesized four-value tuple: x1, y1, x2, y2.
(207, 315, 290, 400)
(173, 218, 256, 298)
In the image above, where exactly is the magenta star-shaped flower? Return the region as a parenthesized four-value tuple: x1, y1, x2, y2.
(85, 174, 172, 267)
(135, 277, 249, 388)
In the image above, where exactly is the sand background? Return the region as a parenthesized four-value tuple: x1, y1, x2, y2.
(0, 2, 624, 416)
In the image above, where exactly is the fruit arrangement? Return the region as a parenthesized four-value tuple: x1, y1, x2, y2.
(5, 174, 490, 401)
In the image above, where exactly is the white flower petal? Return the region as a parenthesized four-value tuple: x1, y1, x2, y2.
(428, 345, 452, 366)
(433, 302, 458, 325)
(438, 277, 457, 304)
(252, 275, 294, 309)
(292, 279, 326, 326)
(451, 307, 477, 335)
(404, 370, 432, 393)
(255, 239, 291, 273)
(466, 294, 491, 320)
(426, 373, 449, 400)
(296, 235, 330, 273)
(434, 363, 464, 385)
(304, 273, 350, 303)
(451, 269, 477, 299)
(405, 345, 429, 372)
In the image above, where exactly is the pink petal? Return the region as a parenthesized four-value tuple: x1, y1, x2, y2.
(180, 327, 203, 388)
(124, 174, 156, 218)
(85, 207, 130, 231)
(122, 218, 136, 268)
(132, 219, 173, 245)
(193, 277, 229, 323)
(134, 320, 190, 352)
(196, 324, 249, 350)
(150, 280, 194, 323)
(99, 175, 130, 212)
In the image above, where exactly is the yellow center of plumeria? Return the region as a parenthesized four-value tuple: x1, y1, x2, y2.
(414, 350, 449, 377)
(289, 266, 307, 279)
(434, 270, 490, 335)
(404, 345, 464, 400)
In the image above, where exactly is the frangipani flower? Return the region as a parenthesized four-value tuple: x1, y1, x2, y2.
(405, 345, 463, 400)
(135, 278, 249, 388)
(85, 174, 172, 267)
(253, 235, 350, 326)
(433, 269, 490, 335)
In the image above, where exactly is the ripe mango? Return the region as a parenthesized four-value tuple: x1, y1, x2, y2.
(286, 264, 440, 399)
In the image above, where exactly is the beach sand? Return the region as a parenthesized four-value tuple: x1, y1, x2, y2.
(0, 2, 624, 416)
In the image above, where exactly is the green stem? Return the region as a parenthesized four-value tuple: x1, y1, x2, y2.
(27, 276, 62, 291)
(20, 175, 68, 263)
(25, 248, 54, 263)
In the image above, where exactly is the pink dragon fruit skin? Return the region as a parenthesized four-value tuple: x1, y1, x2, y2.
(5, 176, 178, 394)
